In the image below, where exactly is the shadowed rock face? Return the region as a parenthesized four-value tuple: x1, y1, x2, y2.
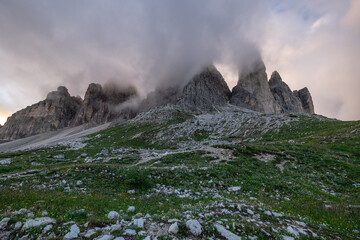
(293, 87, 315, 114)
(139, 86, 181, 113)
(179, 65, 232, 111)
(75, 83, 138, 126)
(230, 61, 281, 114)
(0, 87, 82, 140)
(269, 71, 304, 113)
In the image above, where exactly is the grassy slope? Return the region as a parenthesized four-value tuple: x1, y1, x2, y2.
(0, 113, 359, 239)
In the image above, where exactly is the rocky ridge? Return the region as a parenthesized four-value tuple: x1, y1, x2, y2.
(230, 61, 281, 114)
(0, 84, 137, 140)
(0, 61, 315, 141)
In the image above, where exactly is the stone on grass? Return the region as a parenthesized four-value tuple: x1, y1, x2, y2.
(264, 211, 272, 216)
(282, 236, 295, 240)
(168, 222, 179, 234)
(0, 217, 10, 229)
(228, 186, 241, 192)
(14, 222, 23, 230)
(95, 235, 114, 240)
(133, 218, 145, 228)
(110, 224, 122, 232)
(286, 226, 299, 237)
(124, 229, 137, 235)
(127, 206, 135, 212)
(186, 220, 202, 236)
(215, 224, 241, 240)
(54, 154, 65, 159)
(22, 217, 56, 230)
(0, 159, 11, 165)
(64, 224, 80, 239)
(247, 209, 254, 215)
(42, 224, 53, 234)
(107, 211, 120, 220)
(113, 237, 125, 240)
(84, 229, 97, 238)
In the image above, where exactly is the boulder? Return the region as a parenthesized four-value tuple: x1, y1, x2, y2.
(215, 224, 242, 240)
(168, 222, 179, 234)
(269, 71, 304, 113)
(22, 217, 56, 230)
(230, 61, 281, 114)
(64, 224, 80, 240)
(186, 219, 202, 236)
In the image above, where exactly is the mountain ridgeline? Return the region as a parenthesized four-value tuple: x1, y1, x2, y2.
(0, 61, 314, 140)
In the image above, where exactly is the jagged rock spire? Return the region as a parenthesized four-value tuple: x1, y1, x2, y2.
(179, 65, 232, 111)
(230, 60, 281, 114)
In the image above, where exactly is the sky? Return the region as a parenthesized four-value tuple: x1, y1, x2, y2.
(0, 0, 359, 124)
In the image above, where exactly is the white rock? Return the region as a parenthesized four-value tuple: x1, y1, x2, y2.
(0, 217, 10, 229)
(215, 224, 241, 240)
(27, 212, 34, 218)
(228, 186, 241, 192)
(272, 212, 283, 217)
(127, 206, 135, 212)
(42, 211, 48, 216)
(0, 158, 11, 165)
(168, 218, 180, 223)
(76, 180, 83, 185)
(18, 234, 29, 240)
(14, 221, 23, 230)
(282, 236, 294, 240)
(286, 226, 299, 237)
(264, 211, 272, 216)
(133, 218, 145, 228)
(22, 217, 56, 230)
(247, 209, 254, 215)
(107, 211, 120, 220)
(54, 154, 65, 159)
(168, 222, 179, 234)
(64, 224, 80, 239)
(84, 229, 97, 238)
(114, 238, 125, 240)
(42, 224, 53, 233)
(143, 237, 151, 240)
(186, 220, 202, 236)
(124, 229, 137, 235)
(127, 190, 135, 194)
(110, 224, 122, 231)
(95, 235, 114, 240)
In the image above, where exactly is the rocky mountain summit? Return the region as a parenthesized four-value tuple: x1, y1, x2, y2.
(0, 84, 137, 140)
(230, 61, 281, 114)
(0, 61, 314, 141)
(179, 65, 232, 111)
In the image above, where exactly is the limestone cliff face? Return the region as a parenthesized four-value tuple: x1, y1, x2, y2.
(269, 71, 304, 113)
(179, 65, 232, 111)
(0, 84, 138, 140)
(0, 87, 82, 140)
(230, 61, 281, 114)
(75, 83, 137, 126)
(293, 87, 315, 114)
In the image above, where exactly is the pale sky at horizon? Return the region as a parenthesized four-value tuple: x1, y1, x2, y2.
(0, 0, 359, 125)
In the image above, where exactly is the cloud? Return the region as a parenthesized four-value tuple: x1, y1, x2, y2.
(0, 0, 359, 122)
(262, 0, 360, 120)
